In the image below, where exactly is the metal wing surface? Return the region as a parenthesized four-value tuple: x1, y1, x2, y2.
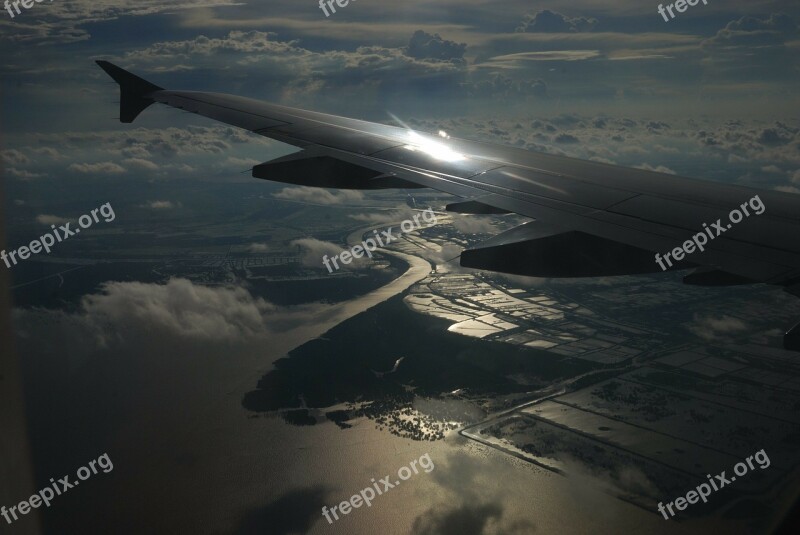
(96, 60, 800, 291)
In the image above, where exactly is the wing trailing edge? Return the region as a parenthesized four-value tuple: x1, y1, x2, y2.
(461, 221, 694, 277)
(252, 149, 425, 189)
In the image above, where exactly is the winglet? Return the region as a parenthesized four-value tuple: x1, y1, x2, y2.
(95, 60, 163, 123)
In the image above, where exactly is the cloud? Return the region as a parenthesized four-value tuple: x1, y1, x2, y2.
(554, 133, 580, 144)
(687, 313, 748, 341)
(412, 502, 504, 535)
(103, 30, 471, 108)
(2, 148, 29, 165)
(123, 158, 159, 171)
(5, 168, 45, 180)
(247, 243, 270, 253)
(272, 186, 364, 205)
(75, 279, 275, 341)
(634, 163, 676, 174)
(463, 74, 547, 98)
(482, 50, 600, 65)
(140, 200, 175, 209)
(36, 214, 71, 225)
(775, 185, 800, 194)
(13, 279, 339, 359)
(290, 238, 365, 270)
(406, 30, 466, 62)
(68, 161, 126, 174)
(0, 0, 240, 45)
(723, 13, 798, 37)
(701, 13, 799, 72)
(410, 452, 535, 535)
(4, 124, 273, 184)
(516, 10, 598, 33)
(226, 156, 261, 168)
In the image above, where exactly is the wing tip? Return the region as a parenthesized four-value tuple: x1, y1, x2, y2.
(95, 60, 163, 123)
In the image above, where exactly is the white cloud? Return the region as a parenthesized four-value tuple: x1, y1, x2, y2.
(5, 168, 45, 180)
(687, 313, 748, 341)
(247, 243, 270, 253)
(141, 200, 175, 209)
(290, 238, 361, 270)
(68, 161, 126, 174)
(123, 158, 159, 171)
(2, 149, 29, 165)
(36, 214, 71, 225)
(273, 186, 364, 205)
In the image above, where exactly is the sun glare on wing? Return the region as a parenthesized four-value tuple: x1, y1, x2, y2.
(388, 112, 465, 162)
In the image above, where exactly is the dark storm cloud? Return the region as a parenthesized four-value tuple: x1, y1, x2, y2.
(516, 9, 598, 33)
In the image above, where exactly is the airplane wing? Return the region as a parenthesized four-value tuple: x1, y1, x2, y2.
(96, 60, 800, 347)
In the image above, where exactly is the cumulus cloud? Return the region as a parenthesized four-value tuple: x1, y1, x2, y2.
(1, 0, 240, 45)
(123, 158, 159, 171)
(2, 148, 29, 165)
(77, 279, 276, 341)
(273, 186, 364, 205)
(464, 74, 547, 98)
(290, 237, 371, 271)
(102, 30, 471, 108)
(635, 163, 676, 175)
(687, 313, 748, 341)
(406, 30, 466, 62)
(5, 168, 45, 180)
(5, 124, 273, 184)
(140, 200, 176, 209)
(226, 156, 261, 168)
(411, 452, 535, 535)
(36, 214, 71, 225)
(702, 13, 798, 62)
(516, 9, 598, 33)
(247, 243, 270, 253)
(12, 279, 335, 360)
(68, 161, 126, 174)
(722, 13, 798, 37)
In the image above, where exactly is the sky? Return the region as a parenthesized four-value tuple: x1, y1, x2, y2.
(2, 0, 800, 206)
